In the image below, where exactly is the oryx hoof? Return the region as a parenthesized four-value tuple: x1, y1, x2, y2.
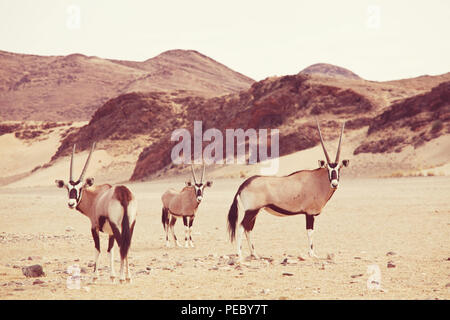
(119, 279, 125, 284)
(110, 276, 116, 283)
(308, 251, 319, 259)
(189, 241, 195, 248)
(176, 242, 183, 248)
(165, 242, 171, 248)
(92, 276, 98, 283)
(184, 242, 189, 248)
(126, 278, 132, 284)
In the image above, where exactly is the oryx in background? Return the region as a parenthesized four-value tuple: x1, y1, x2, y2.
(55, 143, 137, 283)
(227, 119, 349, 261)
(161, 163, 212, 248)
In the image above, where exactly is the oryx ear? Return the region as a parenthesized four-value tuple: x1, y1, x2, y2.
(342, 159, 350, 167)
(85, 177, 95, 187)
(206, 181, 213, 187)
(185, 181, 192, 186)
(55, 179, 65, 189)
(318, 160, 326, 168)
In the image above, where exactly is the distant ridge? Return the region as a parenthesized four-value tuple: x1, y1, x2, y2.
(300, 63, 361, 80)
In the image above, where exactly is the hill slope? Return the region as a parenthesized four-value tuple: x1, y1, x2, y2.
(0, 50, 254, 121)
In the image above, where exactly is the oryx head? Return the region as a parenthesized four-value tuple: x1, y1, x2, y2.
(316, 119, 349, 189)
(185, 162, 212, 203)
(55, 143, 96, 209)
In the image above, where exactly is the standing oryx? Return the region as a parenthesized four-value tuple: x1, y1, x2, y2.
(55, 143, 137, 283)
(227, 119, 349, 262)
(161, 163, 212, 248)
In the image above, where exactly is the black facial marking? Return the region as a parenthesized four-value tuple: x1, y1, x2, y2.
(69, 188, 78, 199)
(330, 170, 337, 180)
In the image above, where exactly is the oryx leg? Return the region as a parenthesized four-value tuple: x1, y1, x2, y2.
(188, 216, 195, 248)
(169, 216, 182, 247)
(110, 223, 126, 283)
(242, 210, 259, 259)
(238, 210, 259, 262)
(125, 221, 135, 283)
(107, 235, 116, 282)
(163, 208, 171, 247)
(183, 216, 189, 248)
(91, 228, 100, 281)
(306, 214, 318, 258)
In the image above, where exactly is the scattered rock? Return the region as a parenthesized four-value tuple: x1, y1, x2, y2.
(22, 265, 45, 277)
(297, 256, 306, 261)
(261, 288, 270, 294)
(65, 226, 74, 232)
(351, 274, 364, 278)
(281, 258, 288, 265)
(33, 279, 45, 285)
(326, 253, 335, 261)
(354, 257, 361, 260)
(146, 266, 151, 271)
(210, 266, 219, 271)
(282, 273, 294, 277)
(386, 251, 396, 256)
(227, 257, 237, 265)
(445, 283, 450, 288)
(387, 261, 396, 268)
(27, 256, 41, 261)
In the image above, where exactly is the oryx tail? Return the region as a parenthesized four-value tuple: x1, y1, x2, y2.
(115, 186, 132, 259)
(227, 192, 239, 242)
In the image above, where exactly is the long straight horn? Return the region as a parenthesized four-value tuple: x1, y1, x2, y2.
(315, 118, 331, 164)
(335, 122, 345, 163)
(200, 162, 206, 183)
(79, 142, 95, 182)
(190, 163, 198, 184)
(70, 144, 76, 182)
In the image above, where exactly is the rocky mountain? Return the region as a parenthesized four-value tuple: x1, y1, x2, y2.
(46, 68, 450, 181)
(0, 49, 254, 121)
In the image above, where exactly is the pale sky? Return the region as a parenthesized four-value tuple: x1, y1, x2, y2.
(0, 0, 449, 81)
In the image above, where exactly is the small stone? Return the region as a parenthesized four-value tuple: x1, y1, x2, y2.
(282, 272, 294, 277)
(351, 274, 364, 278)
(386, 251, 396, 256)
(227, 257, 237, 265)
(326, 253, 335, 261)
(33, 279, 45, 285)
(445, 283, 450, 288)
(22, 265, 45, 277)
(146, 266, 151, 271)
(66, 226, 74, 232)
(261, 288, 270, 294)
(281, 258, 288, 265)
(354, 257, 361, 260)
(387, 261, 396, 268)
(297, 256, 306, 261)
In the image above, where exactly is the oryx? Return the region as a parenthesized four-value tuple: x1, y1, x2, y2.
(55, 143, 137, 283)
(161, 163, 212, 248)
(227, 119, 349, 261)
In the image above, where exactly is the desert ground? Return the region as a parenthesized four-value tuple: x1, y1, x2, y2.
(0, 175, 449, 300)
